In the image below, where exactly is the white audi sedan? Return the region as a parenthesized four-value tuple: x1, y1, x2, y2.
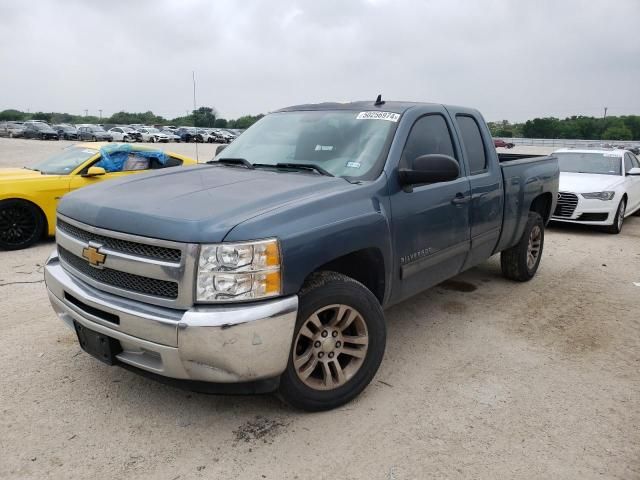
(551, 148, 640, 233)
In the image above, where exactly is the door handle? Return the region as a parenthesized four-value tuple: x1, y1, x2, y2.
(451, 193, 471, 205)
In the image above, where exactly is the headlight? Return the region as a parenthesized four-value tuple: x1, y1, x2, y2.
(581, 191, 615, 201)
(196, 238, 281, 302)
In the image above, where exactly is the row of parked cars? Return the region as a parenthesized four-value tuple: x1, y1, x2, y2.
(0, 120, 242, 144)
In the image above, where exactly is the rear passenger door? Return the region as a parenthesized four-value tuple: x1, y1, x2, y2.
(448, 108, 504, 269)
(389, 110, 471, 302)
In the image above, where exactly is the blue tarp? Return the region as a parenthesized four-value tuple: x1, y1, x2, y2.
(96, 144, 169, 172)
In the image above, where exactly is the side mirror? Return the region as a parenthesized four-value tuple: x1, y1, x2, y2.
(84, 166, 106, 177)
(215, 144, 228, 158)
(627, 167, 640, 176)
(398, 154, 460, 186)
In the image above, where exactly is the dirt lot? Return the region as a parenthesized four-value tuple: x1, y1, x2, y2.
(1, 138, 639, 479)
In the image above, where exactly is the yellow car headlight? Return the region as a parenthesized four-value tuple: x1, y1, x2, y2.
(196, 238, 281, 302)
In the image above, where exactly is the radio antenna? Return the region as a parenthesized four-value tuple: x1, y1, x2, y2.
(192, 71, 199, 162)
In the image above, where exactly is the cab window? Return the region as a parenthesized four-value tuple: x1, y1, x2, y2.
(401, 114, 457, 171)
(456, 115, 487, 174)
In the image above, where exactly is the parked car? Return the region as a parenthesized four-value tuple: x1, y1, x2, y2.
(138, 127, 170, 143)
(176, 126, 209, 143)
(44, 100, 559, 411)
(23, 122, 59, 140)
(627, 145, 640, 155)
(493, 139, 514, 149)
(77, 125, 113, 142)
(551, 148, 640, 233)
(108, 126, 141, 142)
(0, 121, 25, 138)
(0, 143, 198, 250)
(53, 124, 78, 140)
(160, 128, 181, 142)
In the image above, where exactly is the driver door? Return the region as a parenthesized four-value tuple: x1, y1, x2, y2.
(69, 154, 156, 191)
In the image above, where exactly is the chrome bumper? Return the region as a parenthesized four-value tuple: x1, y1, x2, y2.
(45, 251, 298, 383)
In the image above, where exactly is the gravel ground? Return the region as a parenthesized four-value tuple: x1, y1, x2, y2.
(1, 138, 639, 479)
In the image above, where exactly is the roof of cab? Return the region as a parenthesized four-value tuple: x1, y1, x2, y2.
(278, 100, 455, 114)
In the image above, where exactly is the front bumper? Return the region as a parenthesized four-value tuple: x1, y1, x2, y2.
(551, 194, 618, 225)
(45, 251, 298, 384)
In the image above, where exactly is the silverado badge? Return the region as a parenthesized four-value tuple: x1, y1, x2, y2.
(82, 245, 106, 268)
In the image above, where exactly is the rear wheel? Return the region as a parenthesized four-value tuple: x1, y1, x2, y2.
(606, 199, 626, 234)
(501, 212, 544, 282)
(279, 272, 386, 411)
(0, 199, 45, 250)
(91, 135, 97, 141)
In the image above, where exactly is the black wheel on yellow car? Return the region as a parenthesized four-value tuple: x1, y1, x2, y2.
(278, 272, 386, 412)
(0, 199, 45, 250)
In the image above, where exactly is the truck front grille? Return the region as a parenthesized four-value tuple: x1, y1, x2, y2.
(553, 192, 578, 217)
(57, 219, 181, 263)
(59, 246, 179, 299)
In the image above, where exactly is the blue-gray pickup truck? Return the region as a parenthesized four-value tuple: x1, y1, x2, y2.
(45, 100, 559, 411)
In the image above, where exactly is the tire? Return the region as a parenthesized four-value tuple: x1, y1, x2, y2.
(278, 271, 386, 411)
(0, 199, 45, 250)
(9, 132, 14, 138)
(501, 212, 544, 282)
(40, 134, 45, 140)
(151, 136, 157, 143)
(92, 136, 97, 142)
(122, 135, 129, 143)
(605, 198, 626, 234)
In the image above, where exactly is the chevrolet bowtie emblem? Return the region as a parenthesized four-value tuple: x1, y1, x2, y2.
(82, 245, 106, 268)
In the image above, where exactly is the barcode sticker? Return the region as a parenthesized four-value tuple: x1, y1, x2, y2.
(356, 111, 400, 122)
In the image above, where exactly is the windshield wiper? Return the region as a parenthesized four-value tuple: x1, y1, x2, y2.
(23, 166, 42, 173)
(271, 162, 334, 177)
(209, 158, 254, 169)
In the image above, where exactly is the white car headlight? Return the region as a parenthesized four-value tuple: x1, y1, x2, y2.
(581, 191, 615, 201)
(196, 238, 281, 302)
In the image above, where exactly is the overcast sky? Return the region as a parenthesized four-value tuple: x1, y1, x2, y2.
(1, 0, 638, 122)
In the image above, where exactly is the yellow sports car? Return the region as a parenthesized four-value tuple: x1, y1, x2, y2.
(0, 143, 198, 250)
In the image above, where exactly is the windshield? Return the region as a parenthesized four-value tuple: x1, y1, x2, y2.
(556, 152, 622, 176)
(147, 128, 159, 133)
(91, 126, 105, 132)
(31, 146, 97, 175)
(218, 110, 397, 179)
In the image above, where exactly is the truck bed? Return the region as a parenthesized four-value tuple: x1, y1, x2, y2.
(494, 154, 559, 253)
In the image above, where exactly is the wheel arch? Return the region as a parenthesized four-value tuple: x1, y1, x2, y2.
(529, 192, 553, 224)
(303, 248, 386, 304)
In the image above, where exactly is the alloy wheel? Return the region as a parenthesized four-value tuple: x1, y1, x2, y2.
(526, 224, 542, 270)
(0, 206, 37, 247)
(293, 304, 369, 391)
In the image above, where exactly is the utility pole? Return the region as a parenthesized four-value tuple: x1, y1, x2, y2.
(603, 107, 608, 120)
(99, 109, 102, 121)
(84, 109, 88, 117)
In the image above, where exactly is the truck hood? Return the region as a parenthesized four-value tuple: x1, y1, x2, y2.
(559, 172, 623, 193)
(0, 168, 45, 180)
(57, 164, 352, 243)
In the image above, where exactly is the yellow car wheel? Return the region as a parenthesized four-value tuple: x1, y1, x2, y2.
(0, 199, 45, 250)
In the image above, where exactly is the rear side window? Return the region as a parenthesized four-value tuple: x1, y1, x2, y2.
(456, 115, 487, 174)
(624, 154, 633, 173)
(402, 114, 456, 168)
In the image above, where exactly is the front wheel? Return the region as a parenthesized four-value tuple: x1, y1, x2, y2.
(501, 212, 544, 282)
(0, 199, 45, 250)
(279, 272, 386, 411)
(605, 199, 626, 234)
(91, 136, 97, 141)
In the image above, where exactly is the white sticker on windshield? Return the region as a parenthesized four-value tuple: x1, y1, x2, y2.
(356, 111, 400, 122)
(346, 161, 361, 168)
(315, 145, 334, 151)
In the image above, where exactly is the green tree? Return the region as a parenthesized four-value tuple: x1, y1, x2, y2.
(0, 109, 27, 121)
(602, 125, 632, 140)
(193, 107, 216, 127)
(214, 118, 228, 128)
